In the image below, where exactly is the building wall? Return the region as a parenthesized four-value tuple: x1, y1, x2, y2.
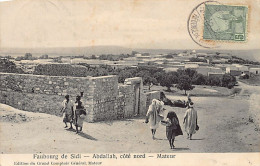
(230, 70, 242, 76)
(0, 73, 160, 122)
(196, 67, 223, 76)
(249, 68, 260, 75)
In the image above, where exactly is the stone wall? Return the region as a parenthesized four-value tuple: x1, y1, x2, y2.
(86, 76, 119, 122)
(34, 64, 89, 77)
(0, 91, 64, 116)
(0, 72, 91, 96)
(118, 85, 135, 118)
(0, 73, 160, 122)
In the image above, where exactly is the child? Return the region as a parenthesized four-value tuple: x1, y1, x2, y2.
(74, 96, 87, 134)
(61, 95, 74, 129)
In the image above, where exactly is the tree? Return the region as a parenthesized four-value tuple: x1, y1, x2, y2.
(136, 70, 157, 90)
(160, 72, 178, 92)
(153, 71, 165, 85)
(91, 55, 97, 59)
(24, 53, 33, 60)
(176, 75, 194, 95)
(184, 68, 197, 79)
(165, 54, 173, 58)
(192, 74, 207, 85)
(0, 59, 24, 73)
(222, 74, 236, 88)
(118, 70, 134, 83)
(208, 76, 221, 86)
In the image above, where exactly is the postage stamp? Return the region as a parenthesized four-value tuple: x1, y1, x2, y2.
(187, 1, 248, 48)
(203, 4, 248, 41)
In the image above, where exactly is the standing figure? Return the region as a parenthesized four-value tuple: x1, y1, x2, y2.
(165, 111, 183, 149)
(183, 102, 198, 140)
(186, 93, 192, 108)
(145, 99, 164, 140)
(74, 95, 87, 134)
(61, 95, 74, 129)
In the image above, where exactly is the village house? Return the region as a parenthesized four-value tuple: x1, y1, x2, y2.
(196, 66, 223, 76)
(208, 72, 225, 78)
(226, 64, 249, 76)
(163, 67, 179, 73)
(184, 64, 199, 69)
(249, 68, 260, 75)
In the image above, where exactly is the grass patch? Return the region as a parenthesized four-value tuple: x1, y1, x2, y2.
(239, 75, 260, 86)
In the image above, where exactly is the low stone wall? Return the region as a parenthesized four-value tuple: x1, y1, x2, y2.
(249, 93, 260, 129)
(0, 91, 64, 116)
(34, 64, 89, 77)
(0, 72, 91, 96)
(0, 72, 160, 122)
(0, 72, 118, 122)
(118, 85, 135, 118)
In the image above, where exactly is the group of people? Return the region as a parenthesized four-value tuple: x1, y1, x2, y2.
(61, 95, 87, 134)
(60, 93, 197, 148)
(145, 94, 198, 149)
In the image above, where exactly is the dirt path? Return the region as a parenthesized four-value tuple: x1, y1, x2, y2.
(1, 92, 259, 153)
(238, 81, 260, 96)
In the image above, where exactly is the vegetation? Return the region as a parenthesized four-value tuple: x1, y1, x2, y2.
(227, 56, 260, 65)
(33, 63, 237, 91)
(0, 59, 24, 73)
(189, 57, 207, 63)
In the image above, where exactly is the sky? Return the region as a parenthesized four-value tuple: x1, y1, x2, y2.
(0, 0, 260, 50)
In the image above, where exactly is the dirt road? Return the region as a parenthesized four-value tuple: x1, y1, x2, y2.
(0, 92, 259, 153)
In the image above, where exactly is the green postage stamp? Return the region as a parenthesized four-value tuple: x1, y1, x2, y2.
(203, 4, 248, 41)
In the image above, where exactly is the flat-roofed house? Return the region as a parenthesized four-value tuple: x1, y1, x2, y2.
(208, 72, 225, 78)
(249, 68, 260, 75)
(185, 64, 199, 69)
(226, 65, 249, 76)
(164, 67, 179, 73)
(196, 67, 223, 76)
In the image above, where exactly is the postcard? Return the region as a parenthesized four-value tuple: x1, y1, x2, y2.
(0, 0, 260, 165)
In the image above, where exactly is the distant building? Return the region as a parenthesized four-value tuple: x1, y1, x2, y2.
(167, 65, 185, 70)
(109, 64, 129, 70)
(138, 62, 149, 66)
(142, 53, 150, 56)
(226, 65, 249, 76)
(249, 68, 260, 75)
(136, 54, 150, 60)
(208, 72, 225, 78)
(163, 67, 179, 73)
(196, 67, 222, 76)
(40, 54, 49, 59)
(197, 53, 207, 57)
(230, 70, 242, 76)
(211, 59, 228, 64)
(184, 64, 199, 69)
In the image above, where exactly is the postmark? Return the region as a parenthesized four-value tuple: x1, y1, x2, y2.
(187, 1, 248, 48)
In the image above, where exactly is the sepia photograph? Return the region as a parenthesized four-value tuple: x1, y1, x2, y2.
(0, 0, 260, 165)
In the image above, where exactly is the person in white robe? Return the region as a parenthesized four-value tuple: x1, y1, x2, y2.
(183, 102, 198, 140)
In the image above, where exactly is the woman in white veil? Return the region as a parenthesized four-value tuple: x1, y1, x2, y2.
(145, 99, 164, 139)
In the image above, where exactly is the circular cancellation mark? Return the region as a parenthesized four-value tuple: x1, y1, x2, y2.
(187, 1, 223, 48)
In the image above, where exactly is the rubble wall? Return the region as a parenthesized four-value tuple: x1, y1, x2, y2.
(0, 73, 160, 122)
